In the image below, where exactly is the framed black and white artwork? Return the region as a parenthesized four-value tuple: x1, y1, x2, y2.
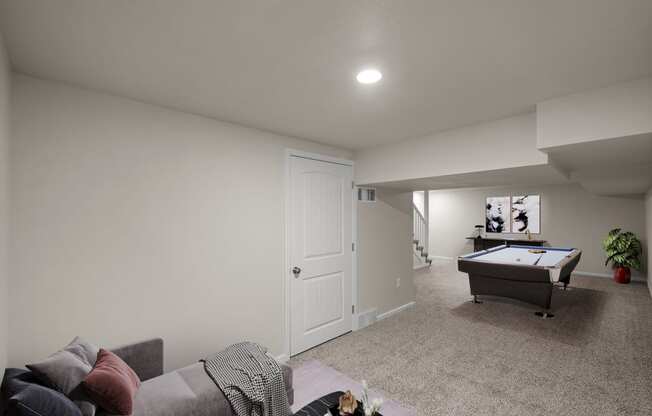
(511, 195, 540, 233)
(485, 196, 510, 233)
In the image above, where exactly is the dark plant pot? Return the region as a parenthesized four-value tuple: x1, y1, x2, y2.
(613, 267, 631, 284)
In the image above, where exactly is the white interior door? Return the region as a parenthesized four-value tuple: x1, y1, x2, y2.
(290, 155, 353, 355)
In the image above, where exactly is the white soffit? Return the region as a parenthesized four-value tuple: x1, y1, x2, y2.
(362, 164, 570, 192)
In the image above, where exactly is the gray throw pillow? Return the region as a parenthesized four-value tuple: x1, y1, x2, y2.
(26, 336, 99, 416)
(67, 336, 101, 366)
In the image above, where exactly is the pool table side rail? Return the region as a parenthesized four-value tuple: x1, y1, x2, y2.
(457, 257, 551, 283)
(459, 245, 581, 273)
(509, 244, 576, 252)
(460, 244, 511, 260)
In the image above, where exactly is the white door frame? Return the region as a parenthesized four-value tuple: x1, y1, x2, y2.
(282, 149, 357, 360)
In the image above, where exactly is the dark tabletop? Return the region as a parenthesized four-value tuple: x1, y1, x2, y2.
(294, 391, 383, 416)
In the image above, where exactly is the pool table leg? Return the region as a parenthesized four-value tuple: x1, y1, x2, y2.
(534, 310, 555, 319)
(471, 295, 483, 304)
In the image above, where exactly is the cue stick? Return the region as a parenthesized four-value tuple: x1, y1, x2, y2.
(533, 253, 544, 266)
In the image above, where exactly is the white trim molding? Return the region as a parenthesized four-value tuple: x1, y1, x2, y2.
(573, 270, 646, 283)
(285, 148, 354, 167)
(275, 354, 290, 364)
(429, 255, 455, 261)
(572, 270, 611, 278)
(356, 308, 378, 330)
(377, 301, 416, 321)
(351, 184, 359, 330)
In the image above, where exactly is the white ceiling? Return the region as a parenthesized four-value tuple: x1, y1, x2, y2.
(1, 1, 652, 149)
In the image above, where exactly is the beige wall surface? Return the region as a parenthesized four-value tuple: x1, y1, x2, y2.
(354, 112, 547, 185)
(429, 184, 647, 279)
(357, 190, 415, 316)
(9, 75, 353, 370)
(537, 76, 652, 149)
(0, 33, 10, 374)
(647, 190, 652, 296)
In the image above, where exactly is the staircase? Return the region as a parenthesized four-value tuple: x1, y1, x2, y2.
(413, 202, 432, 268)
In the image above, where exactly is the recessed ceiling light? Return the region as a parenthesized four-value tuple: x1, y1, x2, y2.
(356, 69, 382, 84)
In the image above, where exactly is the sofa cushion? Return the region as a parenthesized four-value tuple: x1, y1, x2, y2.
(99, 362, 293, 416)
(122, 362, 231, 416)
(83, 349, 141, 415)
(1, 368, 82, 416)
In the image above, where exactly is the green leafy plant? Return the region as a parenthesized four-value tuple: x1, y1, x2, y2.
(602, 228, 642, 270)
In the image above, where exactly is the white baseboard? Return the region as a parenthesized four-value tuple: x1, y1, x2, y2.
(429, 255, 454, 261)
(275, 353, 290, 363)
(413, 263, 429, 270)
(572, 270, 611, 278)
(377, 301, 416, 321)
(572, 270, 647, 283)
(352, 313, 360, 331)
(357, 308, 378, 330)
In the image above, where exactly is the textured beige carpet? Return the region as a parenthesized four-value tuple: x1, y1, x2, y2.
(290, 260, 652, 416)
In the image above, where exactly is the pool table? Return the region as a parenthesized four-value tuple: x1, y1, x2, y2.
(458, 245, 582, 317)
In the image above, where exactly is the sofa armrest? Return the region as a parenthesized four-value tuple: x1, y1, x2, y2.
(110, 338, 164, 381)
(280, 364, 293, 405)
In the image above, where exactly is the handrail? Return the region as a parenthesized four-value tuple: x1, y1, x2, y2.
(412, 200, 430, 266)
(413, 203, 426, 222)
(413, 204, 426, 249)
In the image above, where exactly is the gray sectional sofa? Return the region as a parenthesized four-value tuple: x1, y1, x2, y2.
(107, 338, 294, 416)
(2, 338, 294, 416)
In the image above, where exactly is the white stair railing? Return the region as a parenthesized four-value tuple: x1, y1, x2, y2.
(413, 203, 431, 266)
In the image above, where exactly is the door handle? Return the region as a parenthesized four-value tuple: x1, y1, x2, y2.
(292, 267, 301, 277)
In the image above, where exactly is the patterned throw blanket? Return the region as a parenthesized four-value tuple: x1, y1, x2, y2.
(202, 342, 292, 416)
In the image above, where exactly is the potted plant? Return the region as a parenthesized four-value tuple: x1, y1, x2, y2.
(602, 228, 642, 284)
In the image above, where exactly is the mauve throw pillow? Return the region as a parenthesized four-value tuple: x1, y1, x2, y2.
(82, 349, 141, 415)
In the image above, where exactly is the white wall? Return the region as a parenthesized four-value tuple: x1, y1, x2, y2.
(537, 76, 652, 149)
(354, 113, 547, 185)
(0, 33, 10, 375)
(429, 184, 647, 278)
(9, 75, 353, 370)
(647, 189, 652, 296)
(357, 190, 415, 316)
